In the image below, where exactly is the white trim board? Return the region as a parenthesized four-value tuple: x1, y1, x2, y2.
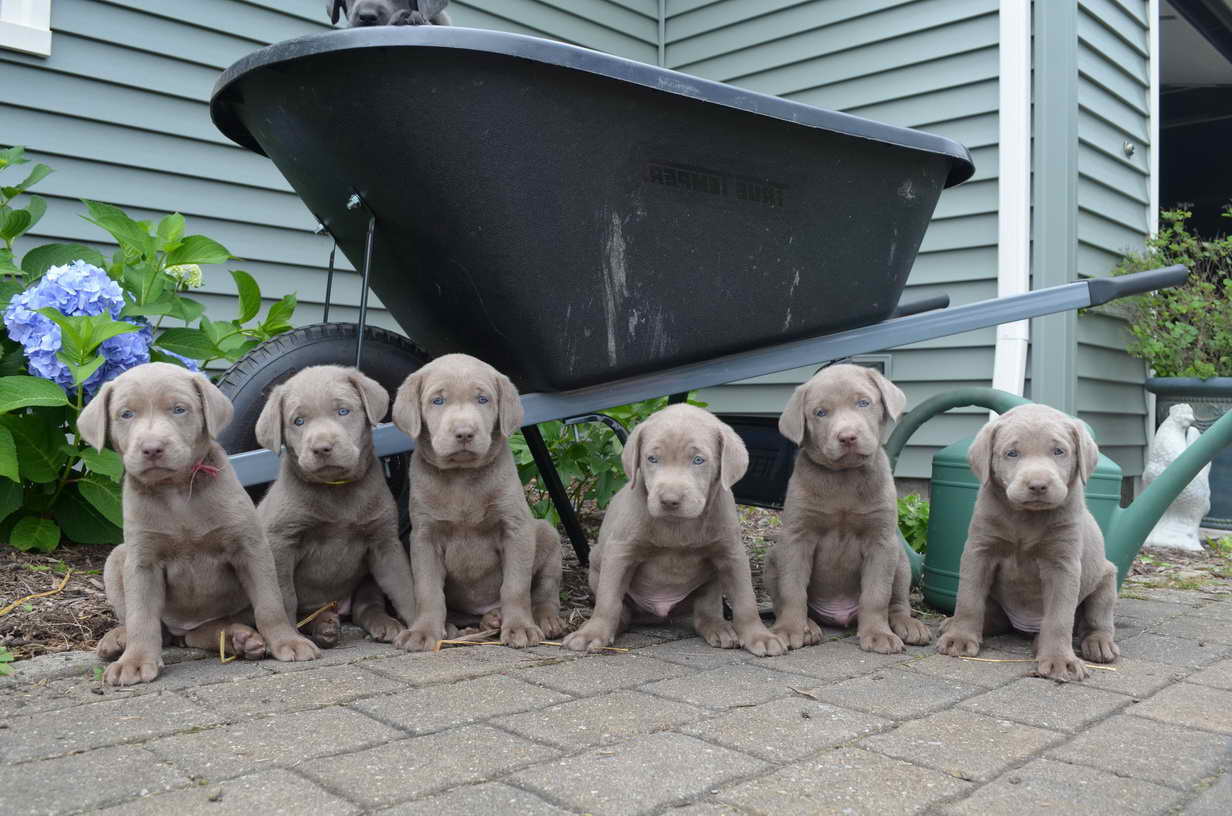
(0, 0, 51, 57)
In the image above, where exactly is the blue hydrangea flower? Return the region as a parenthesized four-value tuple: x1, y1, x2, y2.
(2, 260, 153, 397)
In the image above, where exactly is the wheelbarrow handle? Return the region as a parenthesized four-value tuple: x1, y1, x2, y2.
(1086, 264, 1189, 307)
(891, 294, 950, 319)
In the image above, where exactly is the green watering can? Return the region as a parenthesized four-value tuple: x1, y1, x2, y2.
(884, 387, 1232, 613)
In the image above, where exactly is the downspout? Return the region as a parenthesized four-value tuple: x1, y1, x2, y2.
(658, 0, 665, 67)
(990, 0, 1032, 403)
(1144, 0, 1161, 451)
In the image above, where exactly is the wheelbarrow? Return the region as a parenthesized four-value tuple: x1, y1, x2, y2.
(209, 25, 1190, 563)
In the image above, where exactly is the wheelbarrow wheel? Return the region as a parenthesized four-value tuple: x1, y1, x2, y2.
(214, 322, 429, 517)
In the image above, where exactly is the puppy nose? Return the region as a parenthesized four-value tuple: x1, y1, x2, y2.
(1027, 480, 1049, 495)
(357, 10, 378, 24)
(312, 441, 334, 457)
(837, 430, 858, 446)
(454, 427, 476, 444)
(658, 492, 682, 509)
(141, 441, 164, 460)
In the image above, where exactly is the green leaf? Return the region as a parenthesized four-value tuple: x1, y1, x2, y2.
(20, 243, 107, 279)
(170, 295, 205, 324)
(53, 484, 123, 545)
(0, 209, 31, 241)
(230, 269, 261, 323)
(122, 291, 180, 317)
(0, 146, 27, 168)
(9, 516, 61, 553)
(154, 328, 219, 361)
(199, 316, 226, 347)
(0, 425, 17, 483)
(59, 354, 105, 388)
(13, 163, 51, 194)
(262, 293, 297, 333)
(0, 412, 68, 483)
(79, 447, 123, 479)
(165, 234, 230, 266)
(79, 475, 123, 527)
(156, 212, 185, 249)
(81, 200, 154, 255)
(0, 375, 70, 413)
(0, 347, 26, 377)
(0, 278, 25, 310)
(0, 479, 21, 525)
(24, 195, 46, 231)
(0, 248, 20, 277)
(37, 311, 138, 360)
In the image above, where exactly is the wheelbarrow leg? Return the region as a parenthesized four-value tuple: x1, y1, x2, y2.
(522, 425, 591, 565)
(667, 392, 688, 405)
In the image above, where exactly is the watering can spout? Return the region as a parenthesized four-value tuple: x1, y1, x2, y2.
(1106, 407, 1232, 584)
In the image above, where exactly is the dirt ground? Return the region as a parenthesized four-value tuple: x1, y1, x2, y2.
(3, 508, 1230, 661)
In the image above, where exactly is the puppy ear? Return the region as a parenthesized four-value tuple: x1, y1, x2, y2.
(620, 422, 644, 485)
(778, 383, 808, 445)
(418, 0, 449, 20)
(193, 374, 233, 439)
(718, 421, 749, 490)
(1071, 419, 1100, 485)
(328, 0, 347, 25)
(392, 368, 424, 438)
(77, 381, 113, 452)
(254, 384, 284, 452)
(967, 419, 997, 485)
(495, 371, 524, 438)
(349, 371, 389, 426)
(866, 367, 906, 424)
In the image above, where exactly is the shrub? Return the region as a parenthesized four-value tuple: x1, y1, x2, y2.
(897, 493, 929, 554)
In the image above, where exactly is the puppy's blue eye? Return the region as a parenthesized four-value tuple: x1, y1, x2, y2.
(119, 409, 134, 420)
(431, 396, 445, 406)
(815, 408, 828, 417)
(692, 456, 705, 465)
(172, 405, 187, 415)
(1006, 449, 1019, 458)
(338, 408, 350, 416)
(1053, 448, 1065, 456)
(647, 455, 659, 464)
(477, 395, 489, 404)
(293, 417, 305, 426)
(856, 399, 870, 408)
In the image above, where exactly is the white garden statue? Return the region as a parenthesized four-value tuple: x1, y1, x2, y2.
(1142, 403, 1211, 552)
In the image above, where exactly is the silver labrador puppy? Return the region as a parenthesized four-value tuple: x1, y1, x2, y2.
(393, 354, 563, 650)
(81, 363, 319, 685)
(767, 364, 930, 653)
(255, 365, 418, 649)
(329, 0, 451, 26)
(563, 404, 786, 657)
(936, 403, 1119, 681)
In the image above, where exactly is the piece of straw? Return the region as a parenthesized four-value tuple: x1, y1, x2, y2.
(957, 655, 1117, 671)
(218, 630, 238, 664)
(0, 570, 72, 617)
(296, 600, 338, 629)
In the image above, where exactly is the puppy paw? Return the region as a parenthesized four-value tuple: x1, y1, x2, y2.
(772, 619, 823, 650)
(697, 620, 740, 649)
(859, 629, 905, 654)
(96, 626, 127, 661)
(1080, 632, 1118, 664)
(480, 609, 503, 631)
(361, 612, 405, 643)
(1037, 652, 1088, 682)
(561, 622, 614, 652)
(741, 626, 787, 657)
(501, 619, 544, 649)
(535, 611, 566, 639)
(936, 630, 981, 657)
(230, 626, 267, 660)
(103, 652, 162, 686)
(395, 624, 445, 652)
(308, 611, 341, 649)
(891, 614, 932, 646)
(268, 633, 321, 662)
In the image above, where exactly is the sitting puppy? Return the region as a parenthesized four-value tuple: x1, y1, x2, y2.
(255, 365, 418, 649)
(936, 404, 1119, 681)
(329, 0, 451, 26)
(767, 364, 930, 654)
(392, 354, 563, 650)
(563, 405, 786, 657)
(80, 363, 319, 685)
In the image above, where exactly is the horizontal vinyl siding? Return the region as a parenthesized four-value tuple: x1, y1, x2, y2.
(681, 0, 1000, 478)
(450, 0, 658, 61)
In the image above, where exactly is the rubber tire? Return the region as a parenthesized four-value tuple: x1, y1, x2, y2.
(214, 322, 429, 506)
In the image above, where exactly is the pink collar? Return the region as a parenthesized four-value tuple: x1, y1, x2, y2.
(191, 460, 220, 477)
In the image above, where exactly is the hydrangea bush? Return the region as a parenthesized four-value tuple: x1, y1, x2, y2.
(0, 146, 298, 552)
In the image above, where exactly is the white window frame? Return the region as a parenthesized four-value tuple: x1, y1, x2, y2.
(0, 0, 52, 57)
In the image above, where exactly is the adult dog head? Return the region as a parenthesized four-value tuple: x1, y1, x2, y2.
(78, 363, 232, 487)
(329, 0, 450, 26)
(392, 354, 521, 470)
(621, 405, 748, 520)
(255, 365, 388, 484)
(779, 364, 905, 470)
(968, 403, 1099, 511)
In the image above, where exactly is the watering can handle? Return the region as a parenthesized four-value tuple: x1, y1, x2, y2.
(1086, 265, 1189, 307)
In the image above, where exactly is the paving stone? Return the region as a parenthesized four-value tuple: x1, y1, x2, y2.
(512, 653, 688, 695)
(1187, 658, 1232, 690)
(637, 637, 753, 669)
(1114, 616, 1150, 639)
(1129, 682, 1232, 734)
(943, 757, 1181, 816)
(375, 782, 573, 815)
(188, 663, 403, 718)
(681, 696, 892, 763)
(494, 688, 707, 749)
(642, 662, 804, 709)
(861, 708, 1062, 782)
(146, 705, 404, 779)
(717, 746, 971, 815)
(1183, 773, 1232, 815)
(94, 768, 361, 815)
(1081, 658, 1188, 698)
(299, 726, 557, 809)
(53, 655, 270, 700)
(511, 732, 767, 816)
(979, 632, 1036, 655)
(1048, 714, 1231, 789)
(959, 677, 1130, 733)
(262, 629, 400, 672)
(1124, 588, 1220, 606)
(899, 649, 1035, 688)
(811, 668, 981, 719)
(1115, 597, 1195, 623)
(351, 673, 570, 734)
(0, 690, 220, 763)
(362, 645, 548, 685)
(657, 804, 745, 816)
(0, 649, 107, 685)
(0, 680, 85, 717)
(1197, 600, 1232, 621)
(764, 639, 919, 682)
(0, 744, 187, 815)
(1153, 613, 1232, 645)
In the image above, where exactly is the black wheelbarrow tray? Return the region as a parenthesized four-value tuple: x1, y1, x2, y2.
(210, 26, 1187, 558)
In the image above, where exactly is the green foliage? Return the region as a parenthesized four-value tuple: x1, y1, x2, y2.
(1112, 207, 1232, 378)
(511, 395, 708, 523)
(897, 493, 930, 554)
(0, 645, 13, 677)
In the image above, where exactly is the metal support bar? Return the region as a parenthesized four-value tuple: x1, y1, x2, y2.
(322, 240, 337, 323)
(523, 424, 591, 564)
(355, 213, 375, 369)
(563, 413, 629, 444)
